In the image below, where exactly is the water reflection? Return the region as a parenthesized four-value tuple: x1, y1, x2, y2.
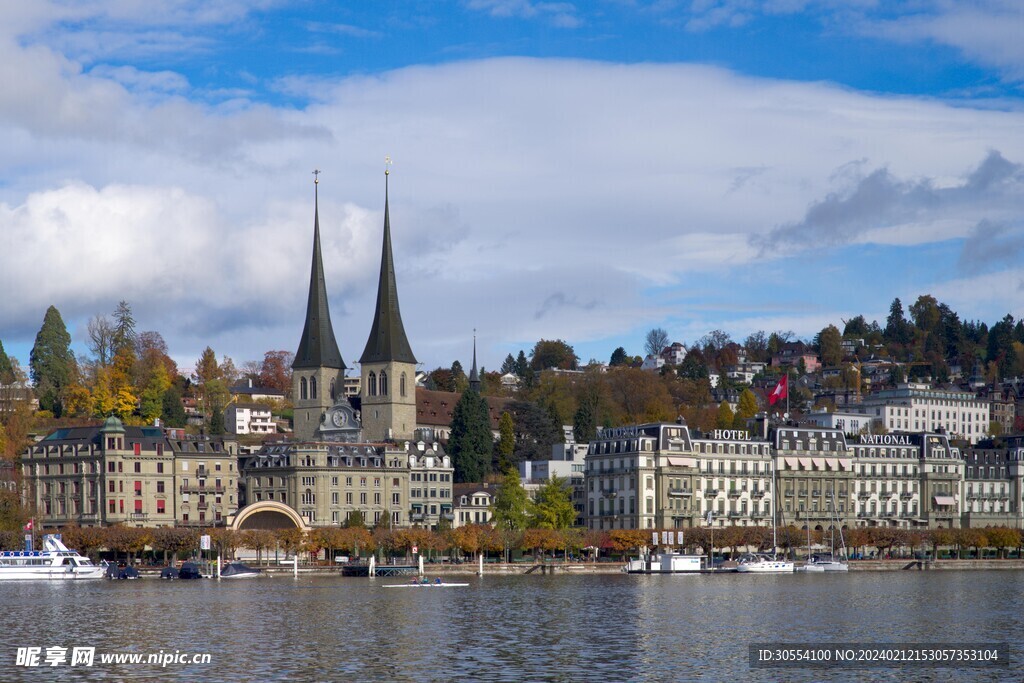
(0, 572, 1020, 682)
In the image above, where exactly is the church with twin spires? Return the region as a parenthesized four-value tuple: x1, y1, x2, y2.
(290, 169, 417, 444)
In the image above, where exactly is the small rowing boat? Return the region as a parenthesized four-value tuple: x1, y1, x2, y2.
(383, 579, 469, 588)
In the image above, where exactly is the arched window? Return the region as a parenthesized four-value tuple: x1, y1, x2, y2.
(330, 378, 336, 400)
(400, 372, 407, 397)
(368, 372, 377, 396)
(300, 377, 308, 401)
(380, 371, 388, 396)
(310, 377, 317, 400)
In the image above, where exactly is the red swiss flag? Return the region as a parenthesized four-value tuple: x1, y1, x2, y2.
(768, 374, 788, 406)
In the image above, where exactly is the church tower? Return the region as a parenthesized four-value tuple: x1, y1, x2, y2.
(359, 164, 417, 442)
(292, 173, 346, 441)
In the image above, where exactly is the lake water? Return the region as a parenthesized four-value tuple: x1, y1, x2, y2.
(1, 571, 1022, 682)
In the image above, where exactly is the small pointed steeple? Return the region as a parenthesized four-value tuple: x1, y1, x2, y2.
(360, 162, 416, 365)
(469, 331, 481, 393)
(294, 172, 345, 370)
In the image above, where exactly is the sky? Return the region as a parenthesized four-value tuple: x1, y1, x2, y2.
(1, 0, 1023, 377)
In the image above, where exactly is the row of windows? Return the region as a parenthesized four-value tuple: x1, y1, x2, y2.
(366, 371, 408, 397)
(298, 376, 337, 402)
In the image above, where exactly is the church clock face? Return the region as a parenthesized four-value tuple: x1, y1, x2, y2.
(332, 410, 347, 427)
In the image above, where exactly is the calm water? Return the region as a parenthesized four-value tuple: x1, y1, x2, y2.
(1, 571, 1022, 682)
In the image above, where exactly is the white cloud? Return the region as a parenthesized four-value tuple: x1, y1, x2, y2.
(2, 27, 1024, 368)
(862, 0, 1024, 81)
(465, 0, 581, 28)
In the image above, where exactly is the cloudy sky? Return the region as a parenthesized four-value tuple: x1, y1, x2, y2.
(1, 1, 1022, 375)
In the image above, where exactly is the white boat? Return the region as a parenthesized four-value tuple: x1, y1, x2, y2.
(220, 562, 263, 579)
(625, 553, 705, 574)
(803, 491, 849, 572)
(804, 554, 849, 572)
(796, 561, 825, 573)
(735, 553, 794, 573)
(735, 455, 793, 574)
(383, 580, 469, 588)
(0, 535, 105, 580)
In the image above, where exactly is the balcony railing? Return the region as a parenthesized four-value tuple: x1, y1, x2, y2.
(668, 488, 691, 496)
(180, 485, 225, 494)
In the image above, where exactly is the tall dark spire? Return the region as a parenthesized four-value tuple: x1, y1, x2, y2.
(469, 331, 480, 392)
(293, 172, 345, 370)
(360, 164, 416, 365)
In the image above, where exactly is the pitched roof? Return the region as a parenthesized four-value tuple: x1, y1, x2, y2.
(416, 389, 511, 430)
(293, 184, 346, 370)
(359, 175, 416, 365)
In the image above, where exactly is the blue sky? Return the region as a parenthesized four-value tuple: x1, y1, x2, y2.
(1, 0, 1022, 374)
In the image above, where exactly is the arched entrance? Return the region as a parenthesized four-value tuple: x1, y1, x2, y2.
(228, 501, 309, 532)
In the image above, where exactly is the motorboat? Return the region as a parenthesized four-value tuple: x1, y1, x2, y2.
(105, 563, 140, 580)
(178, 562, 204, 580)
(160, 566, 180, 580)
(735, 553, 795, 573)
(220, 562, 262, 579)
(0, 535, 105, 580)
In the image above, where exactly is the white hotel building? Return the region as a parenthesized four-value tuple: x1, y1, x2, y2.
(852, 383, 990, 444)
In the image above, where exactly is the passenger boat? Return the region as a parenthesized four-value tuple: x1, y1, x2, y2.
(0, 535, 105, 580)
(220, 562, 263, 579)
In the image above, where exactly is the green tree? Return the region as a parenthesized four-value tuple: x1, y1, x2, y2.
(530, 475, 576, 530)
(507, 400, 563, 464)
(29, 305, 76, 416)
(677, 348, 708, 381)
(448, 389, 493, 482)
(609, 347, 628, 367)
(817, 324, 843, 366)
(529, 339, 579, 371)
(573, 397, 597, 444)
(885, 297, 911, 346)
(500, 354, 517, 374)
(491, 469, 531, 533)
(343, 510, 366, 528)
(0, 340, 14, 385)
(715, 401, 734, 429)
(497, 411, 515, 471)
(139, 362, 171, 423)
(161, 383, 187, 427)
(111, 300, 136, 356)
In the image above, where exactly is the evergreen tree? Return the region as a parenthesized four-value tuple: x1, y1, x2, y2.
(111, 300, 136, 355)
(514, 350, 529, 377)
(161, 384, 188, 428)
(448, 390, 493, 483)
(450, 360, 468, 393)
(29, 305, 76, 416)
(572, 397, 597, 444)
(609, 347, 628, 367)
(343, 510, 366, 528)
(209, 407, 226, 435)
(885, 298, 911, 346)
(500, 354, 517, 374)
(677, 348, 708, 380)
(506, 400, 562, 463)
(497, 411, 515, 471)
(0, 340, 14, 385)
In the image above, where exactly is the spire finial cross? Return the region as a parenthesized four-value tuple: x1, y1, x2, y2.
(313, 169, 321, 185)
(384, 155, 392, 176)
